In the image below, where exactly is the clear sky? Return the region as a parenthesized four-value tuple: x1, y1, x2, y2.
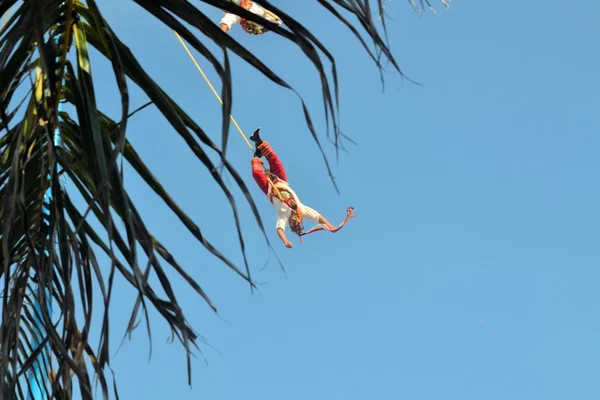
(74, 1, 600, 399)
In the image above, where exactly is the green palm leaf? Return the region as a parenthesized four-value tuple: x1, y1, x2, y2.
(0, 0, 441, 397)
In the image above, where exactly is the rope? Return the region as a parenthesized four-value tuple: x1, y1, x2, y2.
(174, 32, 252, 150)
(173, 30, 284, 201)
(1, 9, 9, 31)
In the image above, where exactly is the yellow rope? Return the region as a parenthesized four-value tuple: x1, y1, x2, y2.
(173, 30, 284, 202)
(1, 8, 10, 31)
(174, 31, 253, 151)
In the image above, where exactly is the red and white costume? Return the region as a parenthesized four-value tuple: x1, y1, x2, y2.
(220, 0, 282, 34)
(251, 142, 321, 233)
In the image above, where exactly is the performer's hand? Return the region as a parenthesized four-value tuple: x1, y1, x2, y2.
(220, 23, 229, 32)
(284, 240, 292, 248)
(347, 206, 357, 218)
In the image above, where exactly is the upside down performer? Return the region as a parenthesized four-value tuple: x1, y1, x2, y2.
(220, 0, 282, 35)
(250, 129, 355, 248)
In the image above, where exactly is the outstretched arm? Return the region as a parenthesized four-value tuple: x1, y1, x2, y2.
(301, 205, 337, 231)
(220, 13, 241, 32)
(328, 207, 356, 233)
(299, 206, 356, 237)
(275, 205, 292, 248)
(277, 228, 292, 248)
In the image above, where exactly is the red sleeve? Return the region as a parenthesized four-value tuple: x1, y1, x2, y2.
(251, 158, 269, 194)
(259, 141, 287, 182)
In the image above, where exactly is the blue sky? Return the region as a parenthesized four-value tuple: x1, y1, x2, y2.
(72, 1, 600, 399)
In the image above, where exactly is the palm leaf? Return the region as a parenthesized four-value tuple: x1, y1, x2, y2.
(0, 0, 440, 398)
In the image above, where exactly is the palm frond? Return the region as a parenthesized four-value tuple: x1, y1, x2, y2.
(0, 0, 440, 398)
(409, 0, 451, 18)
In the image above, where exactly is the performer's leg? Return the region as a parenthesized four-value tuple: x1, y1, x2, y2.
(251, 158, 269, 194)
(250, 128, 288, 182)
(259, 143, 286, 181)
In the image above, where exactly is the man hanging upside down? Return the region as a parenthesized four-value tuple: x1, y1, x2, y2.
(250, 129, 355, 248)
(220, 0, 282, 35)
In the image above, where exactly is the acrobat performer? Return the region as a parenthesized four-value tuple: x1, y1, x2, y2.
(249, 129, 355, 248)
(220, 0, 282, 35)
